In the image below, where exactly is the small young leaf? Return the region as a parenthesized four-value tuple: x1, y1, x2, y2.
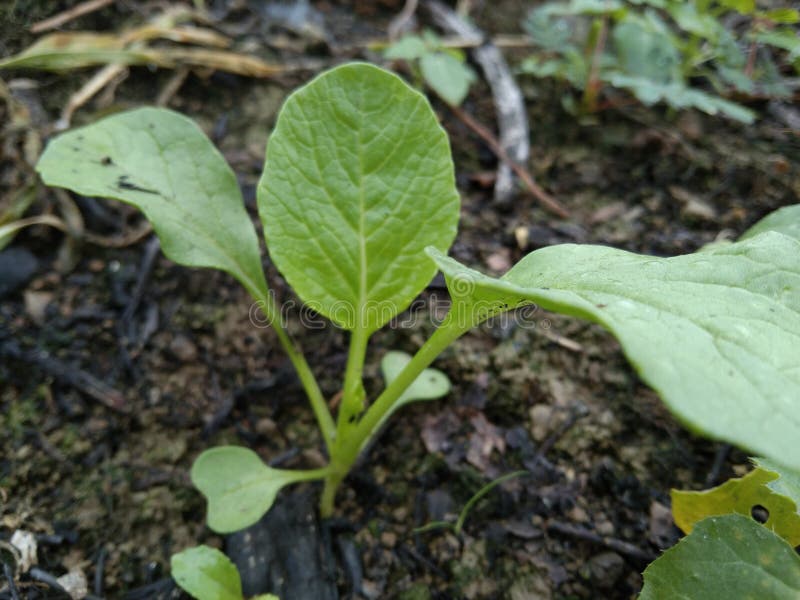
(672, 465, 800, 545)
(606, 74, 756, 122)
(426, 228, 800, 470)
(36, 108, 269, 298)
(191, 447, 317, 534)
(419, 52, 476, 106)
(171, 545, 242, 600)
(640, 515, 800, 599)
(258, 63, 460, 332)
(384, 35, 428, 61)
(381, 350, 451, 407)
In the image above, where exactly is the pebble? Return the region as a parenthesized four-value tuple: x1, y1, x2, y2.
(169, 334, 198, 362)
(586, 552, 625, 589)
(0, 247, 37, 298)
(529, 404, 553, 442)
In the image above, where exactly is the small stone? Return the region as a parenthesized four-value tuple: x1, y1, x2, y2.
(567, 505, 589, 523)
(514, 226, 530, 249)
(529, 404, 553, 442)
(169, 334, 198, 362)
(57, 567, 88, 600)
(595, 519, 615, 536)
(586, 552, 625, 589)
(10, 530, 37, 572)
(380, 531, 397, 548)
(486, 248, 511, 273)
(255, 418, 278, 436)
(24, 290, 52, 325)
(0, 248, 38, 299)
(649, 500, 674, 547)
(87, 259, 105, 272)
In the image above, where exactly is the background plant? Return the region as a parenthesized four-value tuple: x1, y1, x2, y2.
(520, 0, 800, 121)
(383, 30, 477, 106)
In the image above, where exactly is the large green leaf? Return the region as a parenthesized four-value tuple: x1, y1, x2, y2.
(426, 228, 800, 469)
(741, 205, 800, 242)
(258, 63, 459, 332)
(640, 515, 800, 599)
(171, 545, 243, 600)
(191, 447, 320, 534)
(36, 108, 268, 298)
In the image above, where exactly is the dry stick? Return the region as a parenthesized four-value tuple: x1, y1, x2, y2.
(57, 63, 128, 130)
(425, 0, 539, 209)
(31, 0, 115, 33)
(388, 0, 420, 41)
(546, 520, 655, 563)
(0, 339, 129, 413)
(449, 104, 570, 218)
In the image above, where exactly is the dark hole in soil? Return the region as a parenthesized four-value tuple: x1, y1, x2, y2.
(750, 504, 769, 524)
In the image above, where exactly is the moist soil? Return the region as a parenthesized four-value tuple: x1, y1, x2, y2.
(1, 1, 798, 599)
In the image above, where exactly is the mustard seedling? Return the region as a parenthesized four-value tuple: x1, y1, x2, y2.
(36, 64, 800, 541)
(171, 545, 278, 600)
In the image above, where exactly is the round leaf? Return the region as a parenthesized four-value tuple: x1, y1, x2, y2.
(381, 350, 451, 407)
(191, 446, 309, 534)
(171, 545, 242, 600)
(258, 63, 460, 332)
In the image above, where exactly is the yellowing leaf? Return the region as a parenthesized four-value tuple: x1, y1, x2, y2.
(672, 466, 800, 546)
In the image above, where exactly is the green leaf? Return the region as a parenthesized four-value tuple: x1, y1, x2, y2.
(420, 52, 477, 106)
(606, 74, 756, 122)
(741, 205, 800, 242)
(640, 515, 800, 599)
(760, 8, 800, 24)
(258, 63, 460, 332)
(191, 447, 317, 533)
(611, 18, 681, 83)
(756, 458, 800, 507)
(524, 7, 575, 51)
(672, 465, 800, 546)
(171, 545, 243, 600)
(666, 2, 722, 38)
(381, 350, 451, 407)
(426, 229, 800, 470)
(384, 35, 428, 61)
(547, 0, 625, 16)
(35, 108, 269, 298)
(718, 0, 756, 14)
(753, 29, 800, 58)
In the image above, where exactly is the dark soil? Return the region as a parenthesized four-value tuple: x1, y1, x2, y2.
(1, 1, 798, 599)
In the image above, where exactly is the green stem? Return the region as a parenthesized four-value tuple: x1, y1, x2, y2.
(247, 282, 336, 454)
(352, 320, 468, 448)
(318, 318, 470, 515)
(284, 466, 333, 483)
(339, 326, 370, 428)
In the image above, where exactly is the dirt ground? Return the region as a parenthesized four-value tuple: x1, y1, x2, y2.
(1, 1, 799, 599)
